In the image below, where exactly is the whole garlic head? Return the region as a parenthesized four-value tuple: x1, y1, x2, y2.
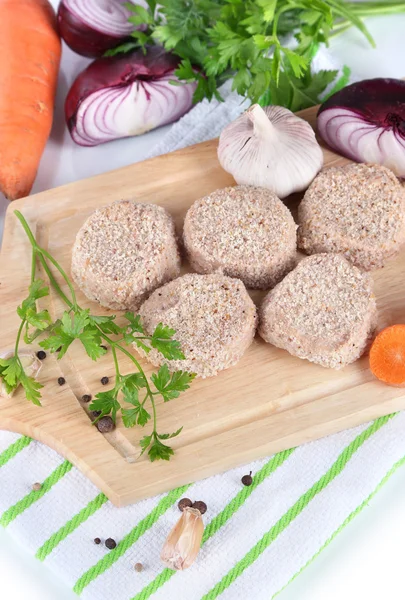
(218, 104, 323, 198)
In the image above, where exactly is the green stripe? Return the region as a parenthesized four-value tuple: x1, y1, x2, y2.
(132, 448, 295, 600)
(36, 492, 108, 561)
(273, 450, 405, 599)
(73, 484, 191, 595)
(0, 460, 73, 527)
(202, 414, 394, 600)
(0, 436, 31, 468)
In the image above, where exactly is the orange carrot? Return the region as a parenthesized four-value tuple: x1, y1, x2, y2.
(0, 0, 61, 200)
(369, 325, 405, 385)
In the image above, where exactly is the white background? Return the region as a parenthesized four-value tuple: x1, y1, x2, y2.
(1, 6, 405, 600)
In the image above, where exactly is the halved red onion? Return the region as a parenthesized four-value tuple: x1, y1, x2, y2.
(58, 0, 143, 58)
(317, 78, 405, 178)
(65, 47, 197, 146)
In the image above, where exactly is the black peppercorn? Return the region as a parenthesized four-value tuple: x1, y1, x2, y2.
(94, 538, 101, 545)
(178, 498, 193, 512)
(101, 376, 109, 385)
(192, 501, 207, 515)
(57, 377, 66, 386)
(105, 538, 116, 550)
(36, 350, 46, 360)
(91, 411, 101, 418)
(100, 345, 108, 351)
(82, 394, 92, 403)
(241, 471, 253, 487)
(134, 563, 143, 572)
(97, 416, 115, 433)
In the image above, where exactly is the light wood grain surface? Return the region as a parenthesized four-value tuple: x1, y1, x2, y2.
(1, 106, 405, 507)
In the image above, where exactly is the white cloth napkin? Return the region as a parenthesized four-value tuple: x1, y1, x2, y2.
(1, 47, 402, 600)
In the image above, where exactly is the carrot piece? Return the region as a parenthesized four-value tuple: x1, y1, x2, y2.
(0, 0, 61, 200)
(369, 325, 405, 385)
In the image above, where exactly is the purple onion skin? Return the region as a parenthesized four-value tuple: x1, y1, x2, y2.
(57, 2, 129, 58)
(317, 78, 405, 168)
(65, 47, 194, 144)
(318, 78, 405, 129)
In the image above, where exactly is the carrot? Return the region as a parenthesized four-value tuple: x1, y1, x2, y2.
(369, 325, 405, 385)
(0, 0, 61, 200)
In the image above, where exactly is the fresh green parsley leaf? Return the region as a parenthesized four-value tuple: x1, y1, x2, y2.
(104, 41, 139, 57)
(139, 434, 152, 456)
(61, 309, 89, 337)
(127, 4, 153, 26)
(39, 324, 73, 359)
(281, 48, 308, 79)
(122, 372, 147, 397)
(24, 308, 51, 331)
(257, 0, 277, 23)
(157, 427, 183, 440)
(17, 279, 51, 343)
(151, 323, 185, 360)
(151, 364, 195, 402)
(122, 401, 151, 428)
(88, 315, 121, 336)
(125, 313, 144, 335)
(78, 327, 105, 361)
(20, 373, 43, 406)
(90, 390, 120, 422)
(0, 357, 22, 387)
(123, 313, 151, 353)
(148, 436, 174, 462)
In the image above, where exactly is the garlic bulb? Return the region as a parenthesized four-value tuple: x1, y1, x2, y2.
(218, 104, 323, 198)
(161, 507, 204, 570)
(0, 350, 42, 398)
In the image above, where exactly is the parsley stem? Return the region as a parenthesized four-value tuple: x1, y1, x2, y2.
(37, 254, 73, 308)
(14, 211, 74, 309)
(150, 394, 158, 436)
(14, 319, 25, 358)
(111, 345, 121, 390)
(38, 247, 78, 310)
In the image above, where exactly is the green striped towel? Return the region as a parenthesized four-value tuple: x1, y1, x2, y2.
(1, 411, 405, 599)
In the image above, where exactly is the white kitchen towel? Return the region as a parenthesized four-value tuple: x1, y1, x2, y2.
(1, 414, 405, 600)
(0, 47, 402, 600)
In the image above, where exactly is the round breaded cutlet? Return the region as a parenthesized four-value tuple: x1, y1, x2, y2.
(71, 200, 180, 310)
(298, 163, 405, 271)
(137, 273, 257, 378)
(259, 254, 377, 369)
(183, 186, 297, 289)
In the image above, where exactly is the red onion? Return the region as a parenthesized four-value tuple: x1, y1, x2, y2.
(317, 78, 405, 178)
(65, 47, 197, 146)
(57, 0, 142, 58)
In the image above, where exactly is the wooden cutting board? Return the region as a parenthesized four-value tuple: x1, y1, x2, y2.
(1, 106, 405, 507)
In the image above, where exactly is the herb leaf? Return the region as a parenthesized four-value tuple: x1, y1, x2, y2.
(151, 364, 195, 401)
(20, 373, 43, 406)
(104, 0, 384, 109)
(151, 323, 185, 360)
(148, 436, 175, 462)
(0, 357, 21, 388)
(157, 427, 183, 440)
(122, 401, 151, 428)
(89, 315, 121, 336)
(90, 391, 120, 422)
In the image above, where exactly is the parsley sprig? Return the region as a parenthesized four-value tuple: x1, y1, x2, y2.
(106, 0, 405, 110)
(0, 211, 195, 461)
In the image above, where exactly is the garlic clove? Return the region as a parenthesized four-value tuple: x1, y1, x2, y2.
(0, 350, 42, 399)
(161, 507, 204, 570)
(218, 104, 323, 198)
